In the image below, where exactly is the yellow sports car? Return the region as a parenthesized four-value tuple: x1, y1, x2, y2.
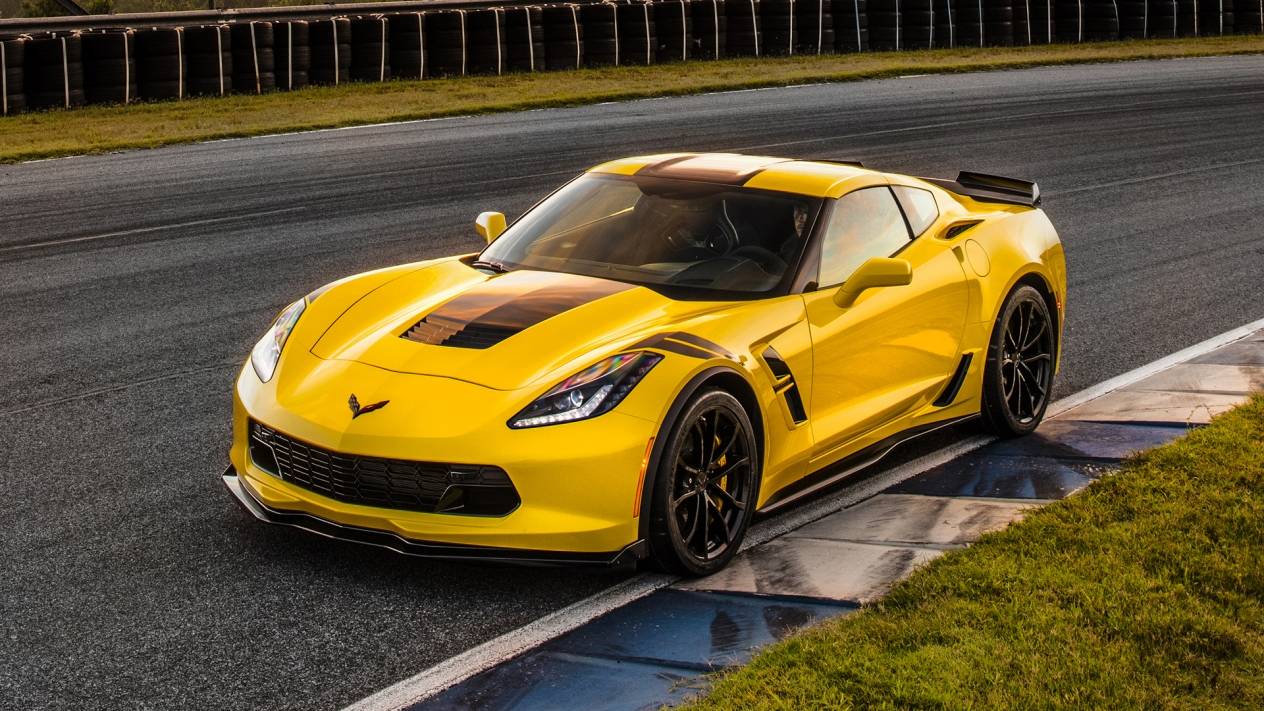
(223, 153, 1065, 575)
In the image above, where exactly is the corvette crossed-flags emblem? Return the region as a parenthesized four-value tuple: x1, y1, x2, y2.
(348, 393, 389, 419)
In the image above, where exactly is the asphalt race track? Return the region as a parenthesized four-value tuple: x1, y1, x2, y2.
(3, 55, 1264, 710)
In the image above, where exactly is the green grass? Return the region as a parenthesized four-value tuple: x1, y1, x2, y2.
(685, 394, 1264, 710)
(4, 35, 1264, 163)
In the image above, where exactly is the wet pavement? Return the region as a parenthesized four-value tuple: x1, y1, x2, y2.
(412, 327, 1264, 711)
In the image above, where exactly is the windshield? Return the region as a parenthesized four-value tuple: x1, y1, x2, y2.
(479, 173, 822, 296)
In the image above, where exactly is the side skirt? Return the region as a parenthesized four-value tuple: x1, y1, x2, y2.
(756, 414, 979, 515)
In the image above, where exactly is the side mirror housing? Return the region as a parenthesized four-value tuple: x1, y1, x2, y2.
(833, 257, 913, 308)
(475, 211, 507, 243)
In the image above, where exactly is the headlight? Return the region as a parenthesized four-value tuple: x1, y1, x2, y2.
(509, 351, 663, 429)
(250, 299, 305, 383)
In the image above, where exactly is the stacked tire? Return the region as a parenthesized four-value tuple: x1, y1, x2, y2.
(427, 11, 468, 76)
(185, 25, 232, 96)
(1177, 0, 1198, 35)
(1055, 0, 1085, 41)
(983, 0, 1015, 45)
(1149, 0, 1180, 37)
(1026, 0, 1057, 42)
(832, 0, 870, 50)
(466, 8, 507, 74)
(505, 6, 545, 71)
(868, 0, 899, 49)
(582, 2, 620, 65)
(1199, 0, 1233, 33)
(387, 12, 427, 79)
(1013, 0, 1031, 43)
(1081, 0, 1120, 39)
(692, 0, 728, 58)
(82, 30, 136, 105)
(2, 36, 26, 115)
(617, 1, 656, 65)
(543, 4, 585, 70)
(761, 0, 797, 55)
(274, 21, 311, 90)
(351, 16, 391, 82)
(902, 0, 939, 49)
(25, 34, 86, 110)
(1119, 0, 1149, 37)
(795, 0, 835, 52)
(309, 17, 351, 84)
(934, 0, 958, 46)
(135, 28, 186, 99)
(1237, 0, 1264, 32)
(656, 0, 692, 62)
(231, 21, 276, 94)
(727, 0, 762, 56)
(960, 0, 990, 46)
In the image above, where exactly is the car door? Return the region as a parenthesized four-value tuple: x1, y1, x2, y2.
(802, 184, 969, 461)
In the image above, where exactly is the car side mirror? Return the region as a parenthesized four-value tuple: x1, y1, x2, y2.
(833, 257, 913, 308)
(475, 211, 507, 243)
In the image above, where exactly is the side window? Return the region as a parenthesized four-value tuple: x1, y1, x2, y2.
(818, 187, 911, 287)
(893, 186, 939, 237)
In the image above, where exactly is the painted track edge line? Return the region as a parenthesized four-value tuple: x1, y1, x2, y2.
(341, 572, 675, 711)
(342, 314, 1264, 711)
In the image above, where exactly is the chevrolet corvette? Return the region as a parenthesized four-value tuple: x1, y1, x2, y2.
(223, 153, 1066, 575)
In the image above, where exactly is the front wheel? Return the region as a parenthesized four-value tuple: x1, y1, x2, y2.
(981, 284, 1056, 437)
(647, 389, 758, 576)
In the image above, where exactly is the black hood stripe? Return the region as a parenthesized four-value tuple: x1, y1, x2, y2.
(402, 272, 633, 349)
(628, 331, 735, 361)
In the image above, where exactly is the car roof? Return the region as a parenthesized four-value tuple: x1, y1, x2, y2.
(587, 152, 902, 199)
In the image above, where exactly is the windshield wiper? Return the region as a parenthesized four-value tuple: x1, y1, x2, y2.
(472, 259, 510, 274)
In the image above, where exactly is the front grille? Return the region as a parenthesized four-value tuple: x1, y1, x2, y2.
(248, 421, 519, 516)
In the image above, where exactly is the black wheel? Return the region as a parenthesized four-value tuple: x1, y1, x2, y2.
(982, 284, 1055, 437)
(648, 389, 758, 576)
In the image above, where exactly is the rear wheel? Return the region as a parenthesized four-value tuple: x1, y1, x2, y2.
(647, 389, 758, 576)
(981, 284, 1056, 437)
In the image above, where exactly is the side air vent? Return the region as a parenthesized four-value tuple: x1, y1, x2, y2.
(762, 346, 808, 424)
(934, 353, 973, 407)
(942, 220, 982, 239)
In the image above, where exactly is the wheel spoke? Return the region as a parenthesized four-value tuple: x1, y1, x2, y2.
(707, 493, 732, 544)
(679, 491, 701, 541)
(714, 425, 741, 463)
(1021, 316, 1048, 351)
(1023, 352, 1051, 363)
(714, 456, 749, 479)
(708, 480, 746, 511)
(672, 489, 699, 512)
(708, 412, 722, 465)
(678, 462, 705, 478)
(699, 490, 710, 552)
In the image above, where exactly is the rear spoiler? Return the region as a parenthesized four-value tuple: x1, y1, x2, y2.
(923, 171, 1041, 207)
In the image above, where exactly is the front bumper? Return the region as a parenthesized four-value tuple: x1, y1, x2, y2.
(223, 465, 648, 566)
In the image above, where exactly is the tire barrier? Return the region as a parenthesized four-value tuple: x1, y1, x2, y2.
(428, 10, 468, 76)
(505, 6, 544, 71)
(727, 0, 761, 55)
(655, 0, 691, 62)
(274, 21, 310, 90)
(310, 17, 351, 84)
(582, 2, 620, 65)
(351, 16, 392, 81)
(1238, 0, 1264, 32)
(692, 0, 728, 58)
(761, 0, 798, 56)
(2, 36, 26, 115)
(543, 4, 584, 69)
(231, 21, 276, 94)
(833, 0, 870, 50)
(185, 25, 232, 96)
(25, 33, 86, 110)
(388, 12, 427, 79)
(5, 0, 1261, 116)
(82, 29, 136, 105)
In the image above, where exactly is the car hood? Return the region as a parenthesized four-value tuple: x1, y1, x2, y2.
(310, 261, 723, 391)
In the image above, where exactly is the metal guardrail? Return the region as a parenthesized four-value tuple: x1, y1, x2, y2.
(0, 0, 592, 34)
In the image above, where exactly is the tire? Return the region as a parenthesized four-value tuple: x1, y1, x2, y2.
(981, 284, 1056, 437)
(647, 389, 759, 576)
